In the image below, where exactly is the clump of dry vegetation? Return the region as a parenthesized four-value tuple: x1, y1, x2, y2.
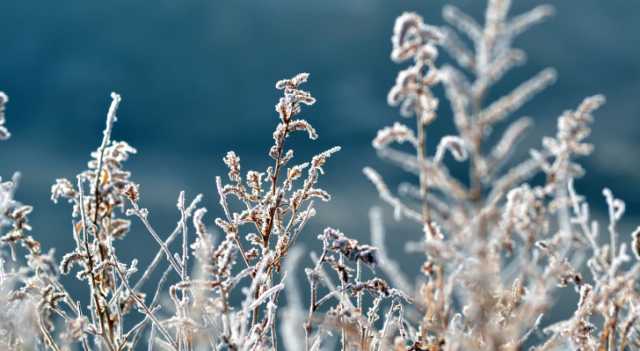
(1, 1, 639, 350)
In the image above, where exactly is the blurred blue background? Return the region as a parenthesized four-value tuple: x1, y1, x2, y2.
(0, 0, 639, 328)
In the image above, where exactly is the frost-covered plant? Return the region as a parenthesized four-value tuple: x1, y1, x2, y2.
(196, 72, 341, 350)
(363, 1, 640, 350)
(1, 95, 90, 350)
(1, 174, 60, 350)
(0, 73, 344, 350)
(0, 1, 639, 350)
(301, 227, 410, 350)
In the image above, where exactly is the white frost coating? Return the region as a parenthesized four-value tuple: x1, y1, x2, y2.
(434, 135, 468, 163)
(0, 91, 10, 140)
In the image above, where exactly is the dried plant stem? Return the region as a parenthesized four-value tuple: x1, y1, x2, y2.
(263, 118, 292, 248)
(178, 191, 189, 281)
(112, 260, 178, 350)
(38, 313, 61, 351)
(416, 116, 434, 236)
(133, 224, 181, 291)
(304, 282, 317, 350)
(88, 94, 125, 349)
(339, 254, 347, 350)
(252, 117, 291, 328)
(77, 177, 117, 351)
(130, 202, 183, 274)
(304, 247, 328, 351)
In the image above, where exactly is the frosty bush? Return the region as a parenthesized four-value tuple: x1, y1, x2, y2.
(1, 1, 639, 350)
